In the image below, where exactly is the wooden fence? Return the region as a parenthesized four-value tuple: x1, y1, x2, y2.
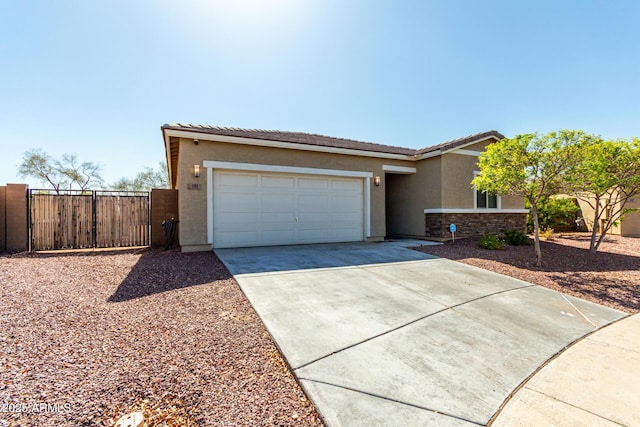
(29, 190, 150, 250)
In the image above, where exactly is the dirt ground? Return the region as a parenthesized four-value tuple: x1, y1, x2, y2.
(414, 233, 640, 314)
(0, 248, 323, 427)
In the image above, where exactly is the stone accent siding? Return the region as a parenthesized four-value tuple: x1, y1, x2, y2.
(425, 212, 527, 239)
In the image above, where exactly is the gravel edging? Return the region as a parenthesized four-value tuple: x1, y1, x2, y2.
(0, 248, 323, 426)
(414, 233, 639, 314)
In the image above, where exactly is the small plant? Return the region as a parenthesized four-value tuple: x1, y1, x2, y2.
(541, 228, 555, 241)
(503, 229, 531, 246)
(478, 233, 506, 250)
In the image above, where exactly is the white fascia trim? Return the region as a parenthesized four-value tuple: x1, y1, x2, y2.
(382, 165, 416, 174)
(364, 177, 371, 238)
(417, 150, 442, 160)
(207, 167, 213, 245)
(202, 161, 373, 178)
(415, 136, 500, 160)
(423, 208, 529, 214)
(205, 160, 373, 242)
(449, 149, 482, 157)
(163, 132, 175, 188)
(165, 129, 413, 161)
(440, 135, 501, 155)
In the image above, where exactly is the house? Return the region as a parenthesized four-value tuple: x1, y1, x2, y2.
(161, 124, 528, 252)
(574, 197, 640, 237)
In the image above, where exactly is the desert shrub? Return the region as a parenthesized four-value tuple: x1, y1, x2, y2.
(526, 197, 580, 232)
(503, 229, 531, 246)
(478, 233, 506, 250)
(541, 228, 555, 241)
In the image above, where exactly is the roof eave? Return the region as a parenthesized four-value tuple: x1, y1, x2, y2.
(162, 128, 417, 161)
(161, 127, 176, 189)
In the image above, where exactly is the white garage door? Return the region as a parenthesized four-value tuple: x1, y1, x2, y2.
(213, 170, 364, 248)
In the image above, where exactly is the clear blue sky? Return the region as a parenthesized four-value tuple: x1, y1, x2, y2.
(1, 0, 639, 188)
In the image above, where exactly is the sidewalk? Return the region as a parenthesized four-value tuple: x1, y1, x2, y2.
(491, 314, 640, 427)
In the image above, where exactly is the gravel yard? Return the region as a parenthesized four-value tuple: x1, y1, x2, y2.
(414, 233, 640, 314)
(0, 248, 323, 427)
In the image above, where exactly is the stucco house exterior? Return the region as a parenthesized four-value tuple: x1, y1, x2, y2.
(574, 196, 640, 237)
(162, 124, 527, 252)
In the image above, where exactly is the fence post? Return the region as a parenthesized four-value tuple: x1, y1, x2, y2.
(91, 191, 97, 248)
(5, 184, 29, 253)
(0, 185, 6, 253)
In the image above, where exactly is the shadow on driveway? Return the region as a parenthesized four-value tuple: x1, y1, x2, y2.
(215, 241, 436, 276)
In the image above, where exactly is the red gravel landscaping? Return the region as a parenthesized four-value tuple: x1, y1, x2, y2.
(414, 233, 640, 314)
(0, 248, 323, 427)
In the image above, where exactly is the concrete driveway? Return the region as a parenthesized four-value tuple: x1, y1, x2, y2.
(216, 241, 625, 426)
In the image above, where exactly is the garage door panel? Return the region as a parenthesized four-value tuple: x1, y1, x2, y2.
(298, 195, 329, 210)
(218, 230, 259, 245)
(298, 229, 333, 241)
(214, 170, 364, 248)
(330, 228, 363, 241)
(261, 176, 295, 189)
(220, 193, 259, 211)
(261, 212, 295, 223)
(299, 177, 330, 190)
(261, 193, 296, 210)
(331, 211, 362, 222)
(219, 173, 258, 187)
(216, 212, 259, 225)
(300, 212, 330, 223)
(332, 195, 363, 212)
(261, 229, 296, 242)
(331, 179, 362, 192)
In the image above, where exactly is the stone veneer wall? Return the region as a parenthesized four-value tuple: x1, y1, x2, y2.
(425, 213, 527, 240)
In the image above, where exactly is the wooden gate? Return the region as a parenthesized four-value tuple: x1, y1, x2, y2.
(29, 190, 150, 250)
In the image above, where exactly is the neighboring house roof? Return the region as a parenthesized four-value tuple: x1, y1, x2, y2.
(161, 123, 504, 157)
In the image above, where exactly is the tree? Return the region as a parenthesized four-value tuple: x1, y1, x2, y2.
(56, 153, 103, 191)
(472, 130, 587, 267)
(18, 149, 64, 192)
(111, 161, 169, 191)
(18, 149, 103, 193)
(567, 137, 640, 253)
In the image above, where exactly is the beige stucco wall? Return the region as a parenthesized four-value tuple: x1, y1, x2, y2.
(176, 137, 416, 249)
(174, 135, 524, 249)
(577, 196, 640, 237)
(441, 154, 476, 209)
(621, 197, 640, 236)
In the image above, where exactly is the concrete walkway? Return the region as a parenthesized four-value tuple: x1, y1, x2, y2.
(492, 314, 640, 427)
(216, 242, 627, 426)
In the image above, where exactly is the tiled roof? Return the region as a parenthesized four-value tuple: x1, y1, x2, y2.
(416, 130, 506, 155)
(161, 123, 504, 157)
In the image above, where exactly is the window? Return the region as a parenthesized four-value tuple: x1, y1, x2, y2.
(476, 189, 498, 208)
(473, 171, 499, 209)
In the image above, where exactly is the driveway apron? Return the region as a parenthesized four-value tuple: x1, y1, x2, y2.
(215, 242, 625, 427)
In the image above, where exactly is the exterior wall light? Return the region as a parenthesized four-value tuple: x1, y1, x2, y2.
(374, 176, 381, 186)
(193, 165, 200, 178)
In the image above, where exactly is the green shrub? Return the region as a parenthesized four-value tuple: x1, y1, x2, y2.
(526, 197, 580, 232)
(503, 229, 531, 246)
(541, 228, 555, 241)
(478, 233, 506, 250)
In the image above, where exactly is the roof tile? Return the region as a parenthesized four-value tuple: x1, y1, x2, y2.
(161, 124, 504, 156)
